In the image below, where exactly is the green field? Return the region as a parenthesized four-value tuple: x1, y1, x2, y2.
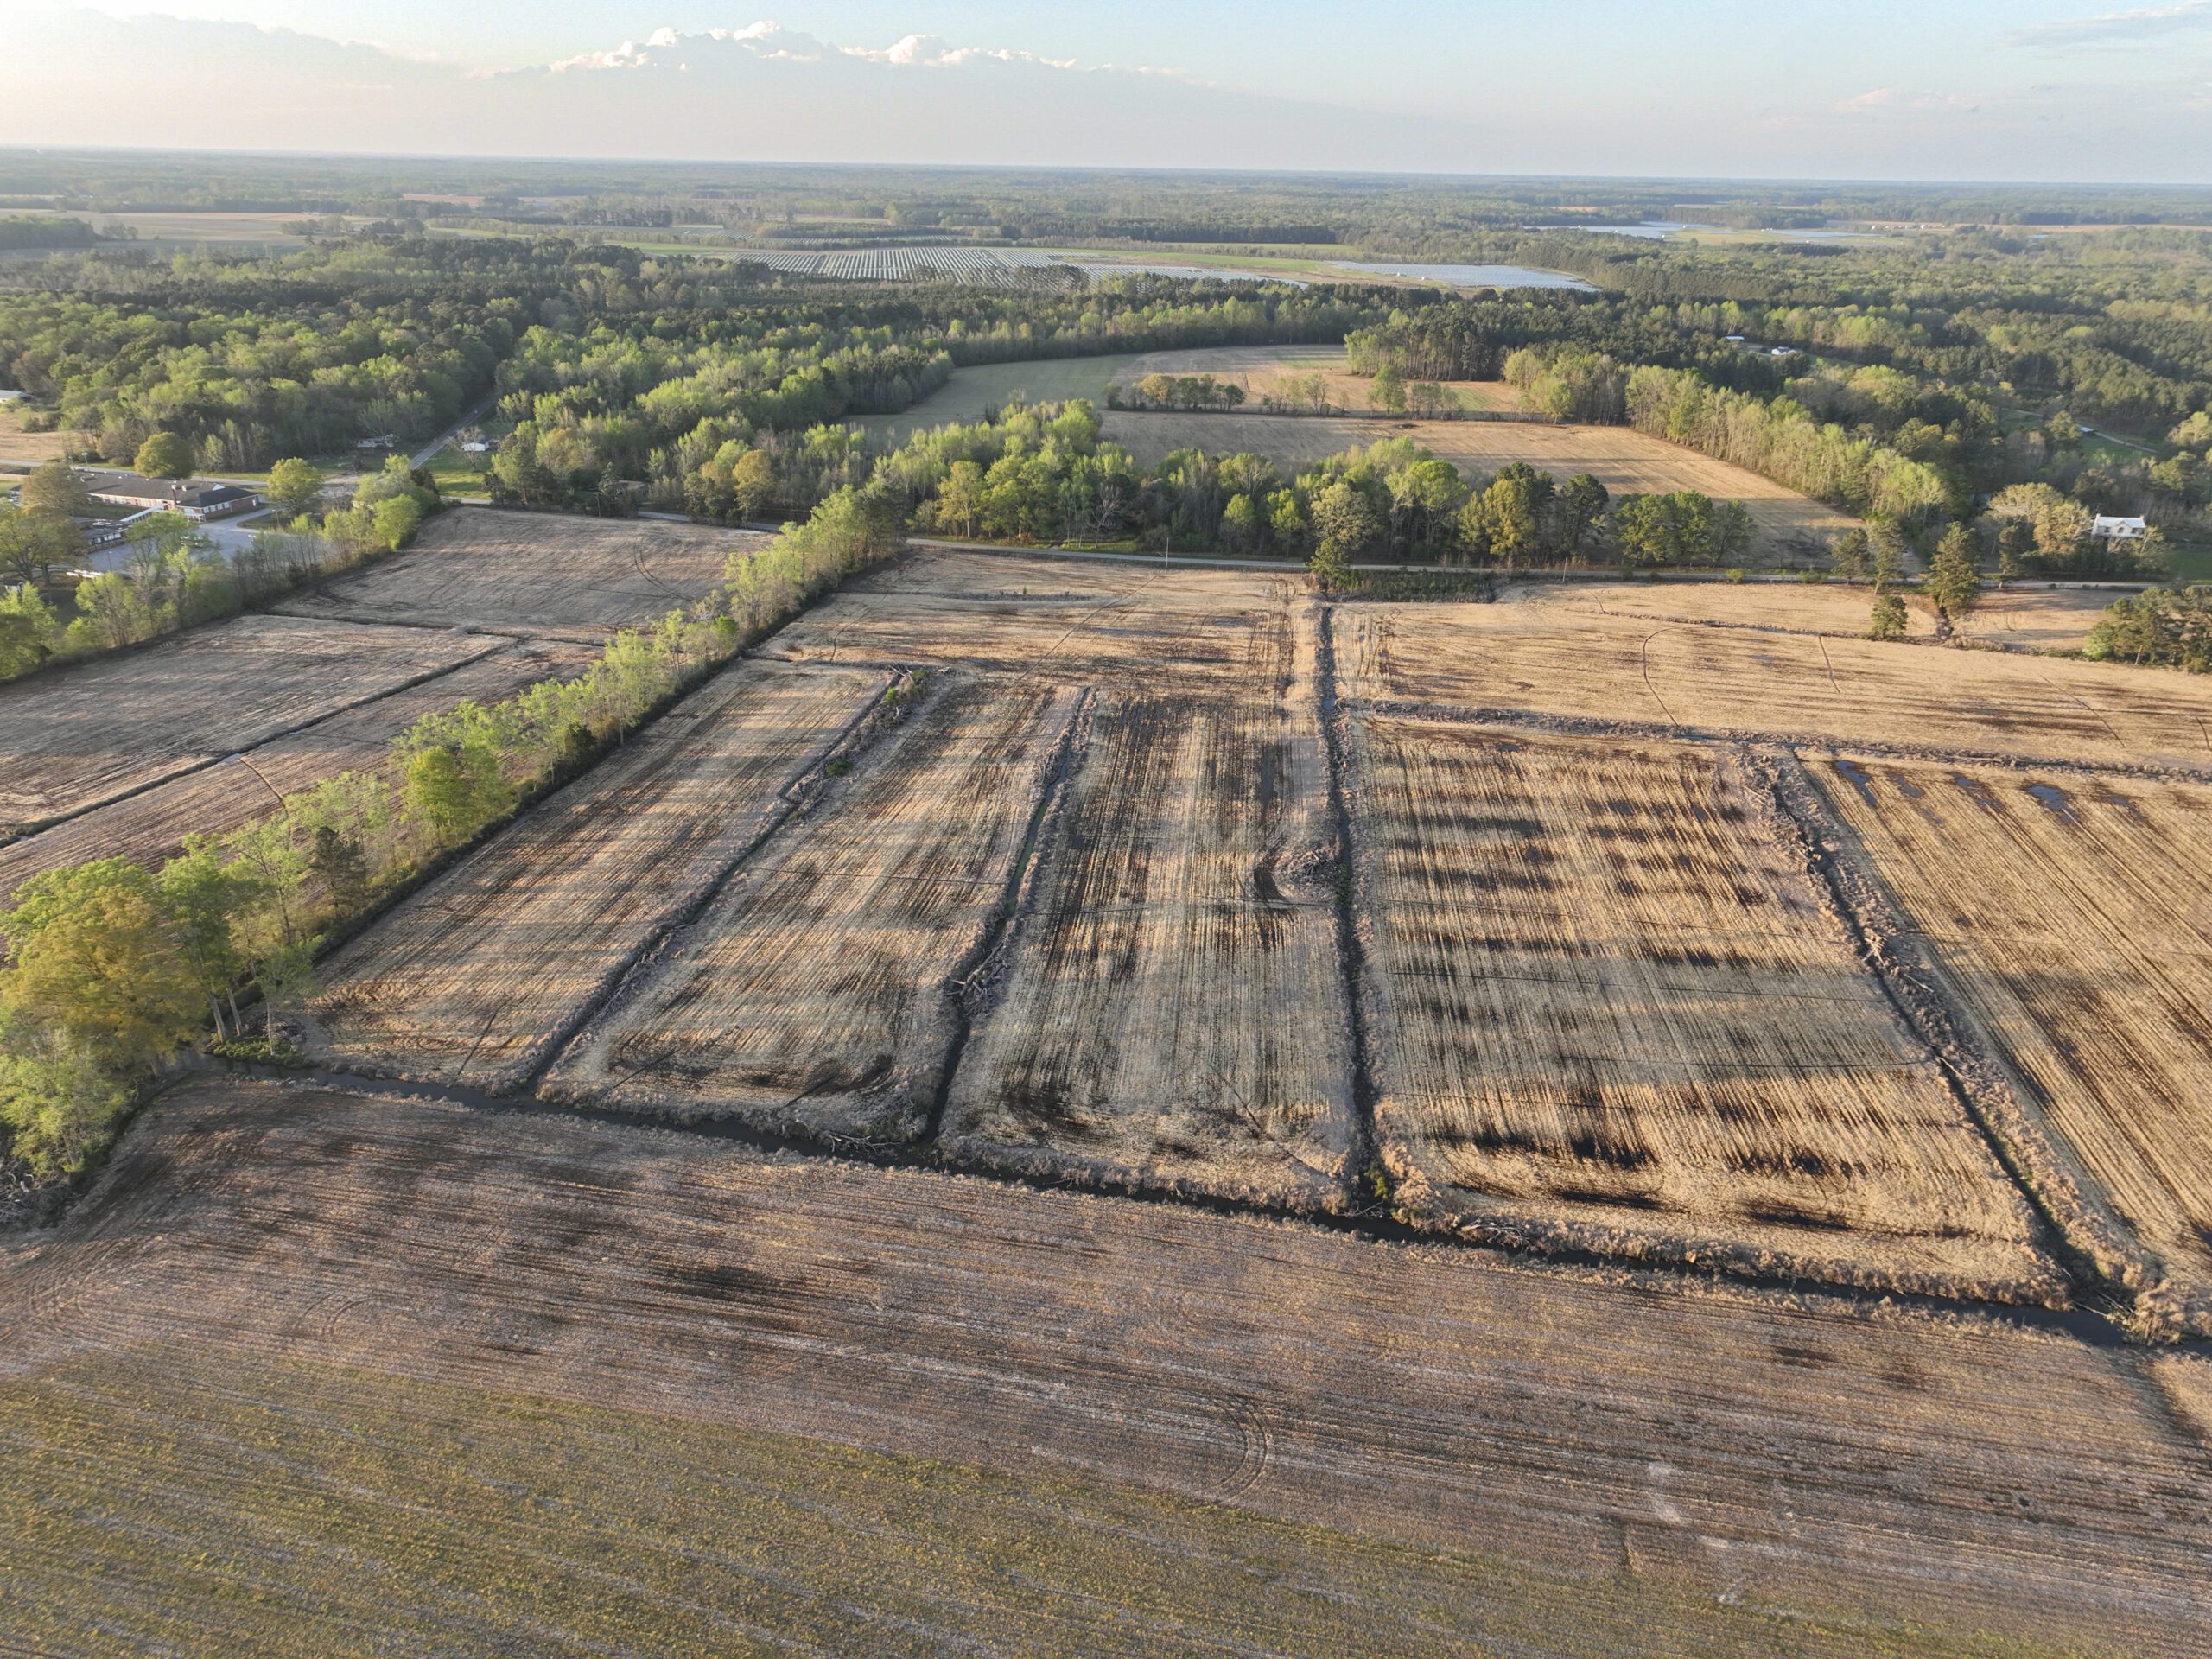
(855, 352, 1149, 442)
(0, 1351, 2100, 1659)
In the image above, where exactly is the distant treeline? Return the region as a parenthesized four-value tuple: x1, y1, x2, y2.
(0, 217, 97, 251)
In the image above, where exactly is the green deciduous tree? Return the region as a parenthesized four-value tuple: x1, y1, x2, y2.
(266, 457, 326, 519)
(17, 458, 89, 521)
(0, 859, 202, 1071)
(133, 432, 194, 479)
(404, 740, 515, 845)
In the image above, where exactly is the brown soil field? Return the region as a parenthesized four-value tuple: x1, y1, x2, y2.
(945, 612, 1356, 1206)
(3, 1076, 2206, 1656)
(1349, 715, 2054, 1297)
(767, 548, 1300, 693)
(1109, 344, 1527, 416)
(0, 639, 594, 896)
(273, 506, 766, 640)
(1810, 753, 2212, 1331)
(297, 661, 887, 1091)
(0, 614, 501, 839)
(1502, 577, 2118, 653)
(546, 676, 1084, 1141)
(1101, 411, 1859, 563)
(1338, 601, 2212, 770)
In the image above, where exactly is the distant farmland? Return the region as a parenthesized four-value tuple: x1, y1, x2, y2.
(1103, 411, 1859, 563)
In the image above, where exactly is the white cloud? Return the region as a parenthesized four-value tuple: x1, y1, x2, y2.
(2002, 1, 2212, 48)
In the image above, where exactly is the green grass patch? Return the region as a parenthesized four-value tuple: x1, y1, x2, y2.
(855, 353, 1151, 444)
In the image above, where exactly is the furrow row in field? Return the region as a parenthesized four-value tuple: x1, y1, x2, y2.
(545, 674, 1084, 1141)
(766, 550, 1299, 696)
(9, 1076, 2209, 1656)
(273, 506, 763, 640)
(296, 660, 891, 1092)
(1346, 713, 2059, 1301)
(944, 601, 1357, 1208)
(0, 614, 504, 836)
(1807, 751, 2212, 1334)
(0, 640, 597, 897)
(1336, 601, 2212, 772)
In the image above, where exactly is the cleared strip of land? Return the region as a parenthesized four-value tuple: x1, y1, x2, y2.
(1101, 411, 1857, 563)
(547, 675, 1082, 1141)
(0, 640, 594, 895)
(767, 549, 1298, 693)
(1350, 716, 2054, 1298)
(945, 610, 1357, 1206)
(1811, 753, 2212, 1332)
(297, 660, 887, 1091)
(0, 614, 501, 836)
(274, 507, 764, 639)
(3, 1077, 2205, 1656)
(1338, 601, 2212, 769)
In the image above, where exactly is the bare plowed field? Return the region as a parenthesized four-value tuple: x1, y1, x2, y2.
(1101, 411, 1857, 562)
(0, 640, 594, 895)
(1502, 578, 2116, 653)
(1811, 753, 2212, 1330)
(945, 609, 1357, 1205)
(1350, 716, 2052, 1296)
(3, 1077, 2206, 1656)
(768, 549, 1299, 693)
(547, 677, 1084, 1140)
(298, 661, 887, 1090)
(0, 615, 500, 837)
(274, 507, 765, 639)
(1338, 601, 2212, 769)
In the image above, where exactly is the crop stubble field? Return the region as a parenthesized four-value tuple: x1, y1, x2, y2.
(1338, 600, 2212, 770)
(10, 554, 2212, 1653)
(299, 659, 889, 1091)
(0, 613, 504, 836)
(548, 675, 1084, 1140)
(944, 604, 1358, 1207)
(1502, 577, 2116, 653)
(1811, 754, 2212, 1332)
(0, 639, 595, 896)
(1101, 410, 1859, 562)
(1348, 716, 2053, 1296)
(766, 548, 1299, 691)
(274, 506, 766, 639)
(3, 1077, 2207, 1657)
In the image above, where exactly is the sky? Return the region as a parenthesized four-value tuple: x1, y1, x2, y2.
(5, 1, 2211, 181)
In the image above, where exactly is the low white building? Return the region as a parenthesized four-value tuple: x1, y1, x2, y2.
(2090, 514, 2148, 541)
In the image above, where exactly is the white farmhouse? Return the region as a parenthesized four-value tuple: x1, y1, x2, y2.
(2089, 514, 2147, 541)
